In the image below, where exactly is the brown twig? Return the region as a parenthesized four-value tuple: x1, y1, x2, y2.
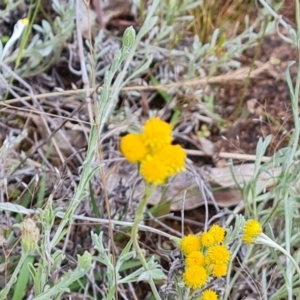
(1, 61, 272, 105)
(186, 149, 271, 162)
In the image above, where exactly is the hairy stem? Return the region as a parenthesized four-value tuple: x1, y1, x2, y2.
(131, 183, 162, 300)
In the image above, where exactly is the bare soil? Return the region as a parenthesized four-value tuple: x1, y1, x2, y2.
(214, 32, 298, 157)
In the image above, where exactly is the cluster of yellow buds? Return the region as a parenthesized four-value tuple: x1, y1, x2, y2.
(120, 117, 186, 185)
(179, 224, 230, 299)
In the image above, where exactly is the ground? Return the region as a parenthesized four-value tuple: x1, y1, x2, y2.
(215, 32, 298, 157)
(0, 1, 299, 299)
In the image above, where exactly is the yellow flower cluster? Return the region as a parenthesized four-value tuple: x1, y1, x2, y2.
(179, 224, 230, 298)
(120, 118, 186, 185)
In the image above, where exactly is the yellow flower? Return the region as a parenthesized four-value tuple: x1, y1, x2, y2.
(212, 263, 228, 278)
(185, 251, 205, 267)
(208, 224, 225, 243)
(155, 144, 186, 176)
(180, 234, 201, 256)
(183, 266, 208, 289)
(140, 156, 169, 185)
(121, 118, 186, 185)
(208, 245, 231, 264)
(21, 18, 29, 25)
(142, 118, 173, 151)
(201, 232, 215, 247)
(201, 289, 218, 300)
(120, 133, 148, 163)
(139, 144, 186, 184)
(243, 219, 262, 244)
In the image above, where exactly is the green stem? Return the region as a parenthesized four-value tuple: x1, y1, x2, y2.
(0, 253, 28, 300)
(131, 183, 162, 300)
(284, 193, 292, 300)
(186, 289, 197, 300)
(283, 1, 300, 298)
(15, 0, 41, 69)
(258, 234, 300, 282)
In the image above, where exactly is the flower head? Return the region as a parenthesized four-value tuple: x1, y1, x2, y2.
(183, 265, 208, 289)
(207, 245, 231, 264)
(142, 118, 173, 151)
(185, 251, 205, 267)
(201, 232, 215, 247)
(208, 224, 225, 243)
(180, 234, 201, 256)
(201, 289, 218, 300)
(140, 156, 170, 185)
(212, 263, 228, 278)
(243, 219, 262, 244)
(120, 133, 147, 163)
(155, 144, 186, 176)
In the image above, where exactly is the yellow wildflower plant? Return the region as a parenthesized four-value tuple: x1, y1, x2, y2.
(120, 117, 186, 185)
(243, 219, 262, 244)
(212, 263, 228, 278)
(120, 133, 148, 163)
(201, 289, 218, 300)
(185, 251, 205, 267)
(183, 265, 208, 289)
(208, 224, 225, 243)
(142, 117, 173, 151)
(207, 245, 231, 264)
(241, 219, 300, 280)
(201, 232, 215, 247)
(180, 234, 201, 256)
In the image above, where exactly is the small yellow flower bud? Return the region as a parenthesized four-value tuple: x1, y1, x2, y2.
(208, 224, 226, 243)
(20, 18, 29, 25)
(180, 234, 201, 256)
(142, 118, 173, 151)
(120, 133, 148, 163)
(183, 265, 208, 289)
(201, 232, 215, 247)
(212, 263, 228, 278)
(207, 245, 231, 264)
(201, 289, 219, 300)
(185, 251, 205, 267)
(243, 219, 262, 244)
